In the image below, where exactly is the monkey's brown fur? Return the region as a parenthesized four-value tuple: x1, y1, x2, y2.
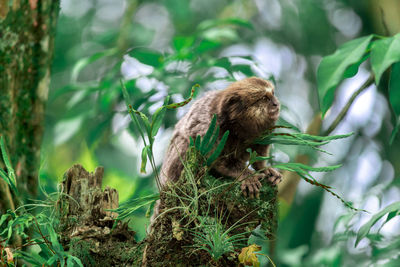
(160, 77, 282, 198)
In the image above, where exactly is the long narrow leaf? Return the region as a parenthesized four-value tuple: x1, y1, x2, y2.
(207, 130, 229, 166)
(204, 127, 220, 155)
(151, 96, 170, 137)
(140, 146, 150, 173)
(200, 115, 217, 154)
(0, 136, 18, 193)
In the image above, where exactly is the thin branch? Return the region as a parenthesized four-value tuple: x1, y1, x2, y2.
(324, 74, 375, 135)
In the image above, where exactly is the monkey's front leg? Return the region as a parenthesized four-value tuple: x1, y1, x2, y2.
(213, 159, 262, 199)
(251, 144, 282, 185)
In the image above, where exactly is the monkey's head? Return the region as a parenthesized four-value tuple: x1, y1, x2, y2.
(217, 77, 280, 139)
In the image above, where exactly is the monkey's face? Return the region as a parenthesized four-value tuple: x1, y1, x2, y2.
(219, 77, 280, 137)
(245, 83, 280, 123)
(235, 78, 280, 133)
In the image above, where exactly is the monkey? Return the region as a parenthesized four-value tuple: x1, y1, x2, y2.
(143, 77, 282, 265)
(160, 76, 282, 199)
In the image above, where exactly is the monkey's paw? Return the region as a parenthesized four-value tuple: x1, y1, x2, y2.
(240, 174, 263, 199)
(264, 168, 282, 185)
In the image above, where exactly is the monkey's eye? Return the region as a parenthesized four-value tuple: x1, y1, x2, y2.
(263, 96, 270, 101)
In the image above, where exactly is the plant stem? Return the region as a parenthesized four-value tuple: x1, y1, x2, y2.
(324, 74, 375, 135)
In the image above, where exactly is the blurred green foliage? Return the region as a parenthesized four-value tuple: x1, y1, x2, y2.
(36, 0, 400, 265)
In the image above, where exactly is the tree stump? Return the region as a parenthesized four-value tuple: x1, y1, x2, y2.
(143, 148, 278, 266)
(58, 164, 143, 266)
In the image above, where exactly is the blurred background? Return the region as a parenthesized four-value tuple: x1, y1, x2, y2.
(40, 0, 400, 266)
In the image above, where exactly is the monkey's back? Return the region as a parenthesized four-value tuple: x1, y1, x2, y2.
(160, 91, 219, 185)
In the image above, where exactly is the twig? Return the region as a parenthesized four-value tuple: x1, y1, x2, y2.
(324, 74, 374, 135)
(33, 218, 55, 255)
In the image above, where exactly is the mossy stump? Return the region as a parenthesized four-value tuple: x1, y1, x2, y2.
(144, 149, 278, 266)
(58, 164, 142, 267)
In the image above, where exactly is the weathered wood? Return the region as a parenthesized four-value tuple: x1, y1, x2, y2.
(59, 164, 142, 267)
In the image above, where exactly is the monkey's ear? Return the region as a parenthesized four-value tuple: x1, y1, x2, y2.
(222, 94, 242, 113)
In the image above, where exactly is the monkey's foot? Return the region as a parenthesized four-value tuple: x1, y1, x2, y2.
(265, 168, 282, 185)
(240, 174, 263, 199)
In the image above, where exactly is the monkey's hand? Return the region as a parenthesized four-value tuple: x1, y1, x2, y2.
(264, 167, 282, 185)
(240, 173, 263, 199)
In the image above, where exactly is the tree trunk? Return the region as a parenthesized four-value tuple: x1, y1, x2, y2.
(0, 0, 60, 211)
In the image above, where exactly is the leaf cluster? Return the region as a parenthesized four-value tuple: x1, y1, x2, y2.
(189, 114, 230, 166)
(317, 33, 400, 141)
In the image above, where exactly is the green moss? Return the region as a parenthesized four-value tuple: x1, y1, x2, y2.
(145, 147, 278, 266)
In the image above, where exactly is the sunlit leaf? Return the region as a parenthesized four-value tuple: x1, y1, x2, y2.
(140, 145, 150, 173)
(317, 35, 373, 116)
(173, 36, 195, 51)
(197, 18, 253, 31)
(128, 48, 164, 68)
(151, 96, 170, 137)
(356, 201, 400, 247)
(371, 33, 400, 85)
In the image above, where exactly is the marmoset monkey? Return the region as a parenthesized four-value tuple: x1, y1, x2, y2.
(160, 77, 282, 198)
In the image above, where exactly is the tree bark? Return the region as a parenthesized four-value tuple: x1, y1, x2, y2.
(0, 0, 60, 210)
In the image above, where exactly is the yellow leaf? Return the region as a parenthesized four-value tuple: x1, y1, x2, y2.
(238, 244, 261, 266)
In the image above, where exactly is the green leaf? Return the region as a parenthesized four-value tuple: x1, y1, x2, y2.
(71, 48, 117, 82)
(195, 135, 201, 151)
(151, 107, 166, 137)
(207, 130, 229, 166)
(200, 115, 217, 154)
(15, 251, 46, 265)
(46, 224, 63, 253)
(317, 35, 373, 116)
(67, 255, 84, 267)
(197, 18, 253, 31)
(205, 127, 220, 155)
(356, 201, 400, 247)
(389, 62, 400, 143)
(273, 162, 341, 173)
(0, 213, 10, 228)
(371, 33, 400, 85)
(173, 36, 195, 51)
(189, 136, 194, 147)
(150, 96, 170, 137)
(113, 193, 160, 221)
(389, 62, 400, 115)
(0, 136, 18, 194)
(128, 48, 164, 68)
(140, 145, 150, 174)
(196, 39, 221, 54)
